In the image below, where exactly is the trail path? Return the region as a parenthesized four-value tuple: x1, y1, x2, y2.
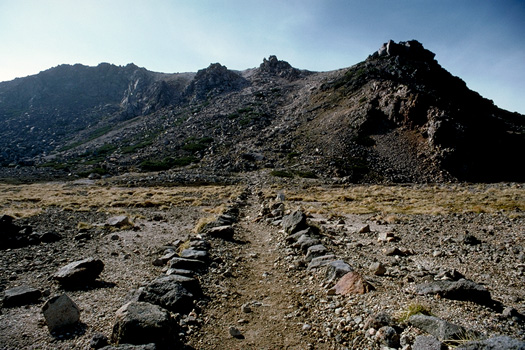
(187, 188, 327, 350)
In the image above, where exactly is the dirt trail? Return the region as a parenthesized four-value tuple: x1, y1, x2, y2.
(187, 189, 326, 350)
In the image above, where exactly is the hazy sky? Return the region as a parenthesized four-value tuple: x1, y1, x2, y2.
(1, 0, 524, 114)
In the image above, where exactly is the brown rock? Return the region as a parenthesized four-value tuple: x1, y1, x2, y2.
(328, 271, 374, 295)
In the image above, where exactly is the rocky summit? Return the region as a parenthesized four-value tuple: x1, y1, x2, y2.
(0, 40, 523, 183)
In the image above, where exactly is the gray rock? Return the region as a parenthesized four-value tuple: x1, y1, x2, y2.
(229, 326, 244, 339)
(90, 332, 109, 349)
(106, 215, 132, 228)
(138, 275, 201, 314)
(285, 229, 311, 244)
(305, 244, 329, 262)
(42, 294, 80, 333)
(168, 257, 206, 272)
(165, 268, 194, 277)
(409, 314, 466, 341)
(207, 225, 234, 240)
(111, 301, 179, 347)
(384, 247, 404, 256)
(53, 257, 104, 287)
(414, 278, 491, 304)
(325, 260, 353, 283)
(3, 285, 41, 307)
(370, 262, 387, 276)
(282, 210, 307, 234)
(412, 335, 446, 350)
(293, 235, 321, 252)
(180, 248, 208, 261)
(365, 312, 393, 329)
(376, 326, 399, 348)
(307, 254, 336, 270)
(152, 250, 177, 266)
(456, 336, 525, 349)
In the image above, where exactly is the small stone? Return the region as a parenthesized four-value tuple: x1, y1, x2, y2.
(241, 303, 252, 313)
(229, 326, 244, 339)
(106, 215, 131, 228)
(180, 248, 208, 261)
(376, 326, 399, 348)
(305, 244, 329, 262)
(384, 247, 404, 256)
(369, 262, 387, 276)
(302, 323, 312, 331)
(90, 332, 109, 349)
(359, 225, 371, 233)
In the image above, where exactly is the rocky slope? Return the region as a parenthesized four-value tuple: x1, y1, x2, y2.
(0, 40, 523, 183)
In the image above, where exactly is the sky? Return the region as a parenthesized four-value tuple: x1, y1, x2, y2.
(1, 0, 524, 114)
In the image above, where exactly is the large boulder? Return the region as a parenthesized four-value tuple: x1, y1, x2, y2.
(111, 301, 179, 347)
(42, 294, 81, 333)
(137, 275, 201, 314)
(53, 257, 104, 287)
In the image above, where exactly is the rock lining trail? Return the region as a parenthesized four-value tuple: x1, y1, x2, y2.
(187, 188, 321, 349)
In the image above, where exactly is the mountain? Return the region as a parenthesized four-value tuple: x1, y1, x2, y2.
(0, 40, 523, 183)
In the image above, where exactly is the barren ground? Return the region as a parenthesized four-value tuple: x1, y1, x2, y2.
(0, 178, 524, 349)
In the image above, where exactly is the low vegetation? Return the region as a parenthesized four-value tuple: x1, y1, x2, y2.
(0, 182, 243, 218)
(264, 183, 525, 216)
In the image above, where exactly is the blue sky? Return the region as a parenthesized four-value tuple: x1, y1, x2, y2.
(1, 0, 524, 114)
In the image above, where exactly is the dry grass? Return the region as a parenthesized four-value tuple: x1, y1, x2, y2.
(0, 182, 243, 218)
(264, 183, 525, 216)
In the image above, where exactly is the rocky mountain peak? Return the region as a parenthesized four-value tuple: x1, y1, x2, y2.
(185, 63, 248, 102)
(257, 55, 307, 80)
(371, 39, 436, 62)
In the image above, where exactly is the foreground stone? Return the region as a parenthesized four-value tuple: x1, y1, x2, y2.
(2, 285, 41, 307)
(325, 260, 353, 283)
(412, 335, 445, 350)
(456, 336, 525, 349)
(138, 275, 201, 314)
(414, 278, 492, 304)
(106, 215, 132, 228)
(409, 314, 467, 341)
(282, 210, 307, 234)
(53, 257, 104, 287)
(42, 294, 80, 333)
(111, 301, 179, 347)
(328, 271, 374, 295)
(207, 225, 234, 240)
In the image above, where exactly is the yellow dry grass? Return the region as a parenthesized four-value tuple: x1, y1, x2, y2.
(265, 183, 525, 216)
(0, 182, 243, 218)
